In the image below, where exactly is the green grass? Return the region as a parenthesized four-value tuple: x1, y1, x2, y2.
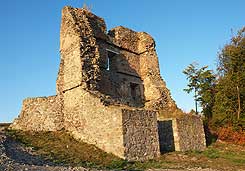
(6, 129, 173, 170)
(5, 129, 245, 170)
(6, 129, 125, 169)
(186, 141, 245, 167)
(203, 148, 220, 159)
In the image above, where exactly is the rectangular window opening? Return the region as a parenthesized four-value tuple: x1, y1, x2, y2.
(130, 83, 139, 100)
(106, 49, 118, 71)
(106, 57, 110, 71)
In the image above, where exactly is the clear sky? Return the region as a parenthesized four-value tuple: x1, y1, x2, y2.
(1, 0, 244, 122)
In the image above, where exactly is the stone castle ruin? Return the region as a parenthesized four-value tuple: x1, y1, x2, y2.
(11, 6, 206, 161)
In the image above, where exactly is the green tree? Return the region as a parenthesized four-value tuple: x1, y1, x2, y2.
(183, 63, 216, 118)
(213, 27, 245, 127)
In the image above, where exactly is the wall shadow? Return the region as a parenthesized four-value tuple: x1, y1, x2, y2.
(96, 38, 145, 108)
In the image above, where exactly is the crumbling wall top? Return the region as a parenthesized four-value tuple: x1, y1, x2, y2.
(108, 26, 155, 54)
(57, 6, 178, 112)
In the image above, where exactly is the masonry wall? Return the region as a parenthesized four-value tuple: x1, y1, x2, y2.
(63, 86, 125, 158)
(158, 116, 206, 152)
(57, 7, 83, 93)
(173, 115, 206, 151)
(57, 6, 178, 112)
(10, 6, 206, 161)
(122, 109, 160, 161)
(57, 6, 104, 93)
(62, 85, 161, 160)
(108, 26, 177, 112)
(96, 40, 144, 106)
(10, 96, 63, 131)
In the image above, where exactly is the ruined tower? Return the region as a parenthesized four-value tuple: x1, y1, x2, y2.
(11, 6, 206, 161)
(56, 7, 177, 111)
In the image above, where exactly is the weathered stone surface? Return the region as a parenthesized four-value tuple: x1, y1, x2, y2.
(108, 26, 177, 111)
(11, 6, 206, 161)
(63, 86, 125, 158)
(57, 7, 103, 92)
(158, 115, 206, 152)
(174, 115, 206, 151)
(108, 26, 139, 53)
(10, 96, 63, 131)
(122, 109, 160, 161)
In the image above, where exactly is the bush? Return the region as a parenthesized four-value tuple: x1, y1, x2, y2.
(217, 127, 245, 145)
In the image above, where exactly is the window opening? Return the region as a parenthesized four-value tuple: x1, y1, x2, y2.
(106, 49, 118, 71)
(130, 83, 139, 100)
(106, 57, 110, 71)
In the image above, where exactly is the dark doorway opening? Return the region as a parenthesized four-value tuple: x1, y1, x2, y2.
(158, 120, 175, 153)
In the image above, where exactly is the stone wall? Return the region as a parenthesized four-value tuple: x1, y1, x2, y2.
(63, 87, 160, 160)
(63, 86, 125, 158)
(96, 42, 145, 107)
(10, 96, 63, 131)
(57, 6, 177, 112)
(10, 6, 206, 161)
(122, 109, 160, 161)
(173, 115, 206, 151)
(108, 26, 177, 112)
(158, 115, 206, 152)
(57, 6, 103, 93)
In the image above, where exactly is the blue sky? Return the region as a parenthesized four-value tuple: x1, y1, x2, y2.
(1, 0, 244, 122)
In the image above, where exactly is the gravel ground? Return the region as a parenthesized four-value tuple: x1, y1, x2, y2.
(0, 128, 220, 171)
(0, 129, 95, 171)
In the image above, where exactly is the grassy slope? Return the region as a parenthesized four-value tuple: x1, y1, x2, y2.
(5, 129, 245, 170)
